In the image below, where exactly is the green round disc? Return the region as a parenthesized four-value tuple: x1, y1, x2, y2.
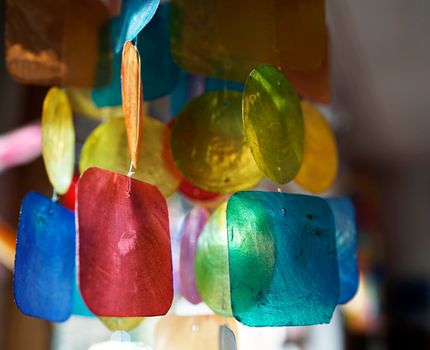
(195, 202, 232, 316)
(243, 65, 304, 184)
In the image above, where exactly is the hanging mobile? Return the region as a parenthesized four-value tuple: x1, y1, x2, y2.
(77, 41, 173, 322)
(14, 87, 76, 322)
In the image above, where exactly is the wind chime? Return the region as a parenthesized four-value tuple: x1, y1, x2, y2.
(7, 0, 359, 349)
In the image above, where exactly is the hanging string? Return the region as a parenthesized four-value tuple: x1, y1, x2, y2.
(110, 330, 131, 342)
(51, 189, 58, 202)
(127, 161, 135, 177)
(127, 161, 134, 197)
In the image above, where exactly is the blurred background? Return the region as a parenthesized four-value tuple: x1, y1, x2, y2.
(1, 0, 430, 349)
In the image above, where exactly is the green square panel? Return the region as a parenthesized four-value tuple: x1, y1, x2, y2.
(226, 191, 339, 326)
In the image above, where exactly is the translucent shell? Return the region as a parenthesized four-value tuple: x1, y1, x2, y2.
(326, 197, 359, 304)
(59, 173, 79, 211)
(41, 87, 75, 194)
(93, 3, 180, 106)
(162, 119, 222, 203)
(194, 203, 232, 316)
(66, 88, 123, 120)
(284, 55, 331, 104)
(72, 280, 93, 317)
(113, 0, 160, 53)
(121, 41, 144, 168)
(77, 167, 173, 317)
(243, 65, 304, 184)
(5, 0, 112, 87)
(219, 325, 237, 350)
(98, 317, 144, 332)
(179, 179, 221, 203)
(295, 101, 338, 193)
(155, 315, 237, 350)
(179, 207, 209, 304)
(80, 117, 181, 197)
(170, 0, 327, 81)
(227, 191, 339, 326)
(171, 91, 263, 194)
(0, 220, 16, 271)
(14, 192, 75, 322)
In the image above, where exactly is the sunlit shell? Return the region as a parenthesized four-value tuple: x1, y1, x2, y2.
(66, 88, 123, 120)
(98, 317, 144, 331)
(80, 117, 181, 197)
(295, 101, 338, 193)
(121, 41, 144, 168)
(195, 202, 232, 316)
(41, 87, 75, 194)
(171, 91, 263, 194)
(243, 65, 304, 184)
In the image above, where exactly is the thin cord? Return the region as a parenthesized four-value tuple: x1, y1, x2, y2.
(51, 189, 58, 202)
(127, 161, 135, 177)
(127, 161, 134, 197)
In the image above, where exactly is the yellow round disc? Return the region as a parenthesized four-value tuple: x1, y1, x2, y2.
(65, 88, 123, 120)
(295, 101, 338, 193)
(41, 87, 75, 195)
(80, 117, 181, 197)
(98, 317, 144, 331)
(155, 315, 237, 350)
(171, 91, 263, 194)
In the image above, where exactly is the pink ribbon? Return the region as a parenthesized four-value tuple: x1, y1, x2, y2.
(0, 123, 42, 172)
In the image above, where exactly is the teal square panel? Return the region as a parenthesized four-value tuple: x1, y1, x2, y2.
(93, 3, 179, 106)
(226, 191, 339, 326)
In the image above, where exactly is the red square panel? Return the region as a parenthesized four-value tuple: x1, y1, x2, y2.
(77, 167, 173, 317)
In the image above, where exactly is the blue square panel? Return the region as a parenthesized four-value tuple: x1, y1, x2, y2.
(14, 192, 75, 322)
(326, 197, 359, 304)
(226, 191, 339, 326)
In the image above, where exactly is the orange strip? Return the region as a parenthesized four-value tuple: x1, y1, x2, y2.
(0, 221, 16, 271)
